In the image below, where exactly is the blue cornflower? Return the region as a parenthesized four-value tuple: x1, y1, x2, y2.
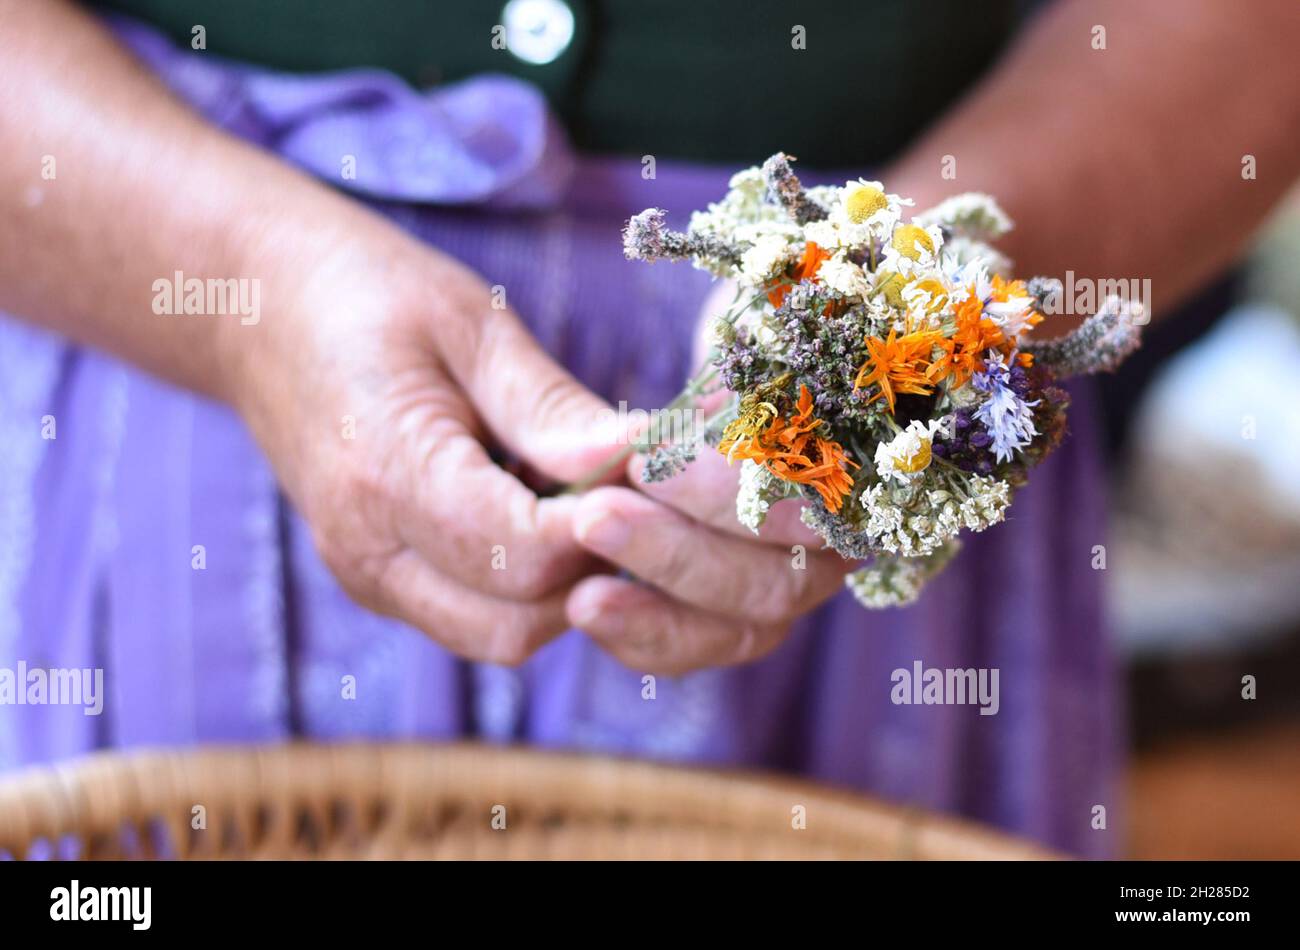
(972, 354, 1038, 463)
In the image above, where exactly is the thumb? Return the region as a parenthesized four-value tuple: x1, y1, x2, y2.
(438, 300, 628, 483)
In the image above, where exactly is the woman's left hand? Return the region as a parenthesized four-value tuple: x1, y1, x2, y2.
(565, 454, 854, 674)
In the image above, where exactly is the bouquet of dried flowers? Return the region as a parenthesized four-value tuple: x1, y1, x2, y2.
(610, 153, 1142, 608)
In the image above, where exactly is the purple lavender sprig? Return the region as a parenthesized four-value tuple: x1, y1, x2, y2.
(715, 324, 772, 394)
(778, 298, 878, 427)
(930, 410, 997, 476)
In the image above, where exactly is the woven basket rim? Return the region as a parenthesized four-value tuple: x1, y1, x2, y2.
(0, 741, 1062, 860)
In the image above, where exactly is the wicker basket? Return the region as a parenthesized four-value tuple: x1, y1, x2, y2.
(0, 743, 1057, 860)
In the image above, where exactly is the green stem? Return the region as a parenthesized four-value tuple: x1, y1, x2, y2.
(562, 443, 638, 496)
(563, 281, 769, 494)
(563, 365, 720, 494)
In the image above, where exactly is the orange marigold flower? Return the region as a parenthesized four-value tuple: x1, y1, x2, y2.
(853, 325, 942, 414)
(767, 241, 831, 308)
(989, 274, 1032, 308)
(926, 289, 1005, 389)
(987, 274, 1043, 342)
(719, 385, 858, 513)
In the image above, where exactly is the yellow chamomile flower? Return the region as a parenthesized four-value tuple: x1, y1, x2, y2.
(902, 274, 952, 315)
(844, 180, 890, 224)
(875, 419, 948, 484)
(891, 223, 936, 261)
(875, 270, 908, 307)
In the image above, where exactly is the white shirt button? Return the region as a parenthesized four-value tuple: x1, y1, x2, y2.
(502, 0, 575, 65)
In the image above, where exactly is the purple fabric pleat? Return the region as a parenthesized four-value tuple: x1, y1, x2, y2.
(0, 16, 1121, 857)
(110, 16, 575, 209)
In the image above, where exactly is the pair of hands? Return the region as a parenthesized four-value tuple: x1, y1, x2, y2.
(230, 237, 851, 675)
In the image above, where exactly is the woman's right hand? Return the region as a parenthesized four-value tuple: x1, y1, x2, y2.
(226, 224, 619, 664)
(3, 0, 631, 666)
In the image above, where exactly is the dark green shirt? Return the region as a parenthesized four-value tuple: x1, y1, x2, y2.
(86, 0, 1021, 166)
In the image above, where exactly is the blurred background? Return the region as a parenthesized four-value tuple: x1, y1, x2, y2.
(1107, 187, 1300, 859)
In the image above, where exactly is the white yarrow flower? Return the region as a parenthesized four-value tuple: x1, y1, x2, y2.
(958, 476, 1012, 531)
(739, 234, 795, 283)
(735, 459, 788, 533)
(845, 539, 962, 609)
(818, 254, 871, 299)
(915, 192, 1012, 240)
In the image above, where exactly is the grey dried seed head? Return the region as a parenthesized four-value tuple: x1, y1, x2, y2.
(761, 152, 829, 225)
(1022, 296, 1142, 378)
(622, 207, 744, 268)
(622, 208, 670, 261)
(800, 497, 881, 560)
(640, 442, 699, 483)
(1026, 276, 1064, 315)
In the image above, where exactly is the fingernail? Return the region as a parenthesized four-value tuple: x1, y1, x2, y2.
(575, 509, 630, 554)
(569, 589, 604, 629)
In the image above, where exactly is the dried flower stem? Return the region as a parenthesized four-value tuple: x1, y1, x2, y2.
(565, 285, 769, 493)
(564, 365, 719, 494)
